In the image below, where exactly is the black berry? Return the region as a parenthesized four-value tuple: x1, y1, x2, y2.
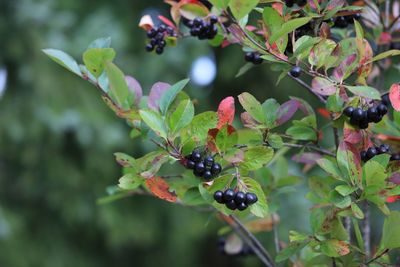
(234, 191, 246, 204)
(210, 15, 218, 24)
(334, 16, 348, 28)
(244, 52, 263, 65)
(296, 0, 307, 6)
(343, 106, 354, 117)
(285, 0, 294, 7)
(203, 170, 213, 180)
(204, 156, 214, 166)
(214, 190, 224, 203)
(391, 154, 400, 161)
(377, 103, 388, 116)
(245, 193, 258, 205)
(211, 163, 222, 175)
(194, 162, 205, 176)
(360, 151, 367, 162)
(351, 108, 364, 122)
(186, 160, 196, 169)
(237, 202, 248, 211)
(191, 150, 202, 162)
(381, 94, 390, 107)
(225, 200, 237, 210)
(367, 107, 379, 122)
(366, 147, 378, 159)
(377, 144, 388, 154)
(290, 66, 301, 77)
(223, 189, 235, 202)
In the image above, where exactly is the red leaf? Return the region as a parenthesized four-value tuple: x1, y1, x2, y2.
(378, 32, 392, 45)
(343, 124, 363, 144)
(386, 196, 400, 203)
(145, 176, 177, 203)
(272, 3, 283, 15)
(158, 15, 177, 30)
(389, 83, 400, 111)
(217, 96, 235, 129)
(311, 77, 337, 96)
(317, 108, 331, 119)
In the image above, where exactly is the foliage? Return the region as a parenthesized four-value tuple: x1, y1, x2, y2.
(43, 0, 400, 266)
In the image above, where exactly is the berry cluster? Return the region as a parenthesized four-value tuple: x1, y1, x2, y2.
(333, 14, 361, 28)
(343, 101, 388, 129)
(284, 0, 307, 7)
(213, 189, 258, 211)
(244, 52, 263, 65)
(360, 144, 400, 162)
(145, 25, 176, 55)
(218, 237, 254, 256)
(186, 16, 218, 40)
(185, 150, 222, 180)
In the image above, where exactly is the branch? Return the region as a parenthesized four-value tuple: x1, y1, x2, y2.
(362, 201, 371, 258)
(283, 143, 335, 157)
(365, 249, 389, 265)
(222, 215, 276, 267)
(288, 73, 327, 104)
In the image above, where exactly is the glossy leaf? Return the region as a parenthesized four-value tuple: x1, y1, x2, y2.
(42, 49, 82, 77)
(345, 85, 381, 100)
(139, 109, 167, 139)
(217, 96, 235, 128)
(105, 62, 130, 110)
(83, 48, 116, 77)
(229, 0, 259, 20)
(168, 99, 194, 135)
(238, 92, 265, 123)
(240, 177, 268, 217)
(159, 78, 190, 114)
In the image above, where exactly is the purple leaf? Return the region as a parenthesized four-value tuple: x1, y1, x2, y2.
(148, 82, 170, 110)
(332, 54, 357, 82)
(311, 77, 337, 96)
(125, 76, 142, 106)
(276, 100, 300, 126)
(389, 172, 400, 185)
(292, 152, 322, 164)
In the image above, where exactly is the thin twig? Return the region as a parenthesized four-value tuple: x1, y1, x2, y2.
(273, 219, 280, 254)
(332, 257, 337, 267)
(288, 73, 327, 104)
(283, 143, 335, 157)
(227, 215, 276, 267)
(366, 249, 389, 265)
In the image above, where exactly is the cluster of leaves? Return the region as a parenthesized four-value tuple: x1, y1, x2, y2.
(43, 0, 400, 265)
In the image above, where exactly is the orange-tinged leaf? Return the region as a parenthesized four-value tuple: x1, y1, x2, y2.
(317, 108, 331, 119)
(217, 96, 235, 129)
(389, 83, 400, 111)
(357, 40, 373, 84)
(158, 15, 177, 29)
(145, 176, 177, 203)
(139, 15, 154, 31)
(245, 214, 280, 233)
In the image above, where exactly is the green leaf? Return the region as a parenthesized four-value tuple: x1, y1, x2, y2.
(363, 160, 387, 186)
(208, 0, 230, 9)
(42, 49, 82, 77)
(262, 98, 280, 128)
(354, 20, 364, 40)
(352, 218, 365, 251)
(240, 177, 268, 217)
(168, 99, 194, 135)
(83, 48, 116, 78)
(369, 49, 400, 63)
(241, 146, 274, 171)
(216, 125, 238, 152)
(262, 7, 283, 34)
(337, 141, 361, 186)
(351, 203, 364, 219)
(270, 17, 313, 44)
(184, 111, 218, 143)
(316, 158, 344, 181)
(382, 211, 400, 249)
(139, 109, 167, 139)
(118, 173, 143, 190)
(320, 239, 350, 257)
(286, 125, 317, 141)
(229, 0, 259, 20)
(104, 62, 130, 110)
(294, 36, 321, 60)
(159, 78, 190, 115)
(266, 133, 283, 149)
(335, 184, 356, 196)
(88, 37, 112, 49)
(114, 152, 137, 168)
(179, 3, 209, 19)
(329, 190, 351, 208)
(276, 241, 308, 262)
(345, 85, 381, 100)
(238, 92, 265, 123)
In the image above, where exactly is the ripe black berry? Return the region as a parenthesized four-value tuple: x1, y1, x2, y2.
(244, 52, 263, 65)
(360, 151, 367, 162)
(191, 150, 202, 162)
(237, 202, 248, 211)
(245, 193, 258, 205)
(203, 170, 213, 180)
(377, 103, 388, 116)
(391, 154, 400, 161)
(296, 0, 307, 6)
(366, 147, 378, 159)
(214, 190, 224, 203)
(223, 189, 235, 202)
(253, 54, 263, 65)
(367, 107, 379, 122)
(377, 144, 388, 154)
(145, 44, 154, 52)
(204, 156, 214, 166)
(285, 0, 294, 7)
(155, 46, 164, 55)
(187, 17, 218, 40)
(145, 24, 176, 55)
(186, 160, 196, 169)
(194, 162, 205, 176)
(211, 163, 222, 175)
(234, 191, 246, 204)
(343, 106, 354, 117)
(290, 66, 301, 77)
(382, 94, 390, 107)
(210, 15, 218, 24)
(225, 200, 237, 210)
(351, 108, 364, 122)
(334, 16, 348, 28)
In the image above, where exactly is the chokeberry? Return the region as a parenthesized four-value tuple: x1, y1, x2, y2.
(377, 103, 388, 116)
(210, 15, 218, 24)
(237, 202, 248, 211)
(367, 107, 379, 122)
(234, 191, 246, 204)
(194, 162, 205, 176)
(290, 66, 301, 77)
(155, 46, 164, 55)
(244, 52, 263, 65)
(186, 160, 196, 169)
(204, 156, 214, 166)
(377, 144, 388, 154)
(391, 154, 400, 161)
(253, 54, 263, 65)
(381, 94, 390, 107)
(360, 151, 367, 162)
(351, 108, 364, 122)
(203, 170, 213, 180)
(225, 200, 237, 210)
(211, 163, 222, 175)
(145, 44, 154, 52)
(366, 147, 378, 159)
(343, 106, 354, 117)
(191, 150, 202, 162)
(245, 193, 258, 205)
(285, 0, 294, 7)
(245, 52, 254, 62)
(214, 190, 224, 203)
(147, 28, 157, 38)
(223, 189, 235, 202)
(334, 16, 348, 28)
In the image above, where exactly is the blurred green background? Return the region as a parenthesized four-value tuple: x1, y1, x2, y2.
(1, 1, 397, 266)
